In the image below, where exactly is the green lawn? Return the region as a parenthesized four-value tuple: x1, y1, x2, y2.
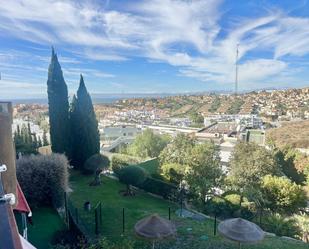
(69, 171, 308, 249)
(16, 207, 65, 249)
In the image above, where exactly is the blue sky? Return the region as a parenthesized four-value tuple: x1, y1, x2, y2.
(0, 0, 309, 98)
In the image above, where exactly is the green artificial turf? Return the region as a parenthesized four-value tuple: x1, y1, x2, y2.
(69, 171, 309, 249)
(16, 207, 66, 249)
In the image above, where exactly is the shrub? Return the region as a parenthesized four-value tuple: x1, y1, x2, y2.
(111, 154, 139, 175)
(261, 175, 306, 214)
(295, 214, 309, 242)
(138, 177, 178, 200)
(224, 194, 254, 220)
(261, 213, 301, 238)
(16, 154, 69, 208)
(118, 166, 147, 195)
(205, 196, 233, 218)
(83, 154, 110, 175)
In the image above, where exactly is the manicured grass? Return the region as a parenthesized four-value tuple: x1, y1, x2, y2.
(69, 171, 309, 249)
(16, 207, 65, 249)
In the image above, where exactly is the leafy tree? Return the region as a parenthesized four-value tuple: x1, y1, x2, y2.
(14, 124, 38, 155)
(227, 142, 279, 202)
(274, 147, 306, 184)
(189, 112, 204, 127)
(161, 163, 186, 184)
(159, 133, 195, 166)
(84, 154, 110, 186)
(118, 166, 147, 196)
(128, 129, 170, 158)
(70, 76, 100, 169)
(84, 154, 110, 174)
(185, 142, 223, 204)
(47, 48, 70, 156)
(261, 175, 306, 214)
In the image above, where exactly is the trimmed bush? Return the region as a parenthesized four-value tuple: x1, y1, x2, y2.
(118, 166, 147, 195)
(204, 194, 255, 220)
(84, 154, 110, 175)
(138, 177, 178, 200)
(205, 197, 233, 218)
(111, 154, 139, 175)
(16, 154, 69, 208)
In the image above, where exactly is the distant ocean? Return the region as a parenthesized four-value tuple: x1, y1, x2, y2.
(5, 93, 177, 105)
(7, 97, 120, 105)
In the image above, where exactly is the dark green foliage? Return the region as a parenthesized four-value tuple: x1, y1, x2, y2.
(118, 166, 147, 195)
(205, 194, 254, 220)
(227, 142, 279, 194)
(43, 130, 49, 146)
(185, 142, 223, 204)
(16, 154, 69, 208)
(161, 163, 185, 184)
(261, 214, 300, 238)
(70, 75, 100, 169)
(138, 177, 178, 200)
(84, 153, 110, 175)
(205, 196, 233, 218)
(14, 124, 39, 155)
(274, 147, 306, 184)
(47, 48, 70, 156)
(111, 154, 140, 175)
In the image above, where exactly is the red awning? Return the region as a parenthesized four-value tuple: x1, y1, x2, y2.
(14, 182, 32, 216)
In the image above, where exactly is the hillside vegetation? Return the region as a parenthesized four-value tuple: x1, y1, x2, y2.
(267, 121, 309, 148)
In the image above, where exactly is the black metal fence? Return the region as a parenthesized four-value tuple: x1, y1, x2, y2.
(64, 192, 174, 240)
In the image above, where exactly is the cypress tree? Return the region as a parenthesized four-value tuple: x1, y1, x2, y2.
(43, 131, 49, 146)
(38, 136, 43, 148)
(70, 75, 100, 169)
(27, 123, 33, 144)
(47, 48, 70, 156)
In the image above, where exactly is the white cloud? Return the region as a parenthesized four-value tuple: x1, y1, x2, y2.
(0, 79, 46, 98)
(0, 0, 309, 90)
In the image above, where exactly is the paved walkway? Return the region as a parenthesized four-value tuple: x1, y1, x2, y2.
(175, 208, 207, 221)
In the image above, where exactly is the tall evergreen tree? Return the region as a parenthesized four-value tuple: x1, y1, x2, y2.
(38, 136, 43, 148)
(42, 130, 49, 146)
(47, 48, 70, 156)
(70, 75, 100, 169)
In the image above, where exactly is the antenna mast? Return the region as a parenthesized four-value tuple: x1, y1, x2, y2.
(235, 43, 239, 95)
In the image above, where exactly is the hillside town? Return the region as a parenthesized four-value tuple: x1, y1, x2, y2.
(11, 87, 309, 168)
